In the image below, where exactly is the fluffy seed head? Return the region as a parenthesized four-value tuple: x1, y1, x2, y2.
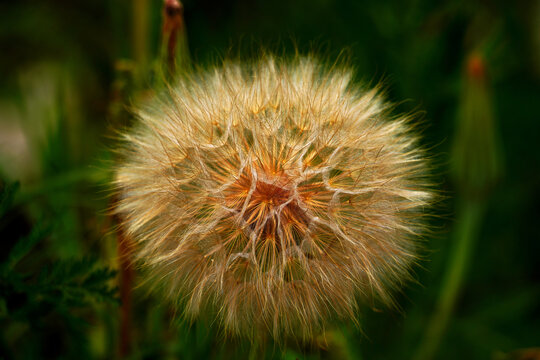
(114, 56, 432, 342)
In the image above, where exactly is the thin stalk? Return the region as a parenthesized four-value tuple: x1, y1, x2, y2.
(132, 0, 150, 84)
(116, 215, 134, 358)
(248, 339, 260, 360)
(160, 0, 191, 79)
(413, 199, 484, 360)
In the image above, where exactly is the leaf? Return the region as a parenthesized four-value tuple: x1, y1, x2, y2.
(37, 257, 118, 305)
(46, 257, 97, 284)
(0, 297, 7, 317)
(0, 181, 19, 218)
(4, 222, 51, 270)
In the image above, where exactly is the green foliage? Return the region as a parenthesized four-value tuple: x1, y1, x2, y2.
(0, 182, 19, 219)
(0, 182, 118, 359)
(0, 0, 539, 358)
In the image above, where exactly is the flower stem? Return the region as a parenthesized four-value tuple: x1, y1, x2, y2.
(248, 339, 260, 360)
(117, 223, 134, 357)
(160, 0, 191, 79)
(414, 199, 484, 360)
(132, 0, 150, 85)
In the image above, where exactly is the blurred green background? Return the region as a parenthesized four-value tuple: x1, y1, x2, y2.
(1, 0, 539, 359)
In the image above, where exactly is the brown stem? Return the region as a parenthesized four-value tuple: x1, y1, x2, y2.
(162, 0, 188, 76)
(114, 203, 134, 358)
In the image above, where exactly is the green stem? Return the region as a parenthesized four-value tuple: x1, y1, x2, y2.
(413, 199, 484, 360)
(132, 0, 150, 85)
(248, 339, 260, 360)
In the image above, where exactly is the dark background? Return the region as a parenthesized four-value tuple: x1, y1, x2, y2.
(0, 0, 539, 359)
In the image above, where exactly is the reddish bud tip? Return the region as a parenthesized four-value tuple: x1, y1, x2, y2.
(466, 53, 486, 81)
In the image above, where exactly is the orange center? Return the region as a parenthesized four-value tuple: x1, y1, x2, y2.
(224, 170, 309, 249)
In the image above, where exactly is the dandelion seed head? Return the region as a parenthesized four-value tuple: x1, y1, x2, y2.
(114, 56, 432, 342)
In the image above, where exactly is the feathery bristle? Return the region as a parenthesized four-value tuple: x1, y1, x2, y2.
(113, 56, 432, 342)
